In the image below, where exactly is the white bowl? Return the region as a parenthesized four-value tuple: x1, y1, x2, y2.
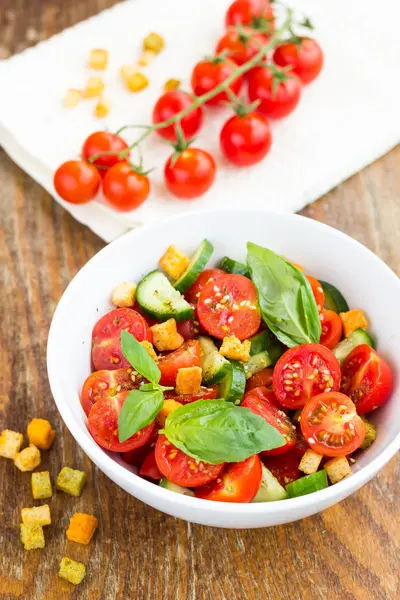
(47, 209, 400, 528)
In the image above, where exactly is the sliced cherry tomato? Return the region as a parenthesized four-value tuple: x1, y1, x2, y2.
(197, 273, 261, 340)
(164, 148, 216, 200)
(320, 310, 343, 350)
(220, 112, 272, 166)
(300, 391, 366, 457)
(81, 131, 129, 177)
(54, 160, 101, 204)
(91, 308, 152, 371)
(247, 65, 302, 119)
(216, 28, 267, 66)
(155, 434, 224, 487)
(195, 455, 262, 502)
(158, 340, 202, 386)
(306, 276, 325, 312)
(176, 319, 197, 340)
(88, 391, 155, 452)
(273, 344, 341, 409)
(273, 38, 324, 84)
(102, 162, 150, 212)
(242, 388, 296, 455)
(140, 449, 162, 480)
(165, 385, 219, 405)
(262, 448, 300, 487)
(245, 368, 274, 392)
(185, 269, 225, 304)
(80, 368, 138, 416)
(152, 91, 203, 142)
(121, 444, 152, 468)
(341, 345, 393, 414)
(225, 0, 275, 36)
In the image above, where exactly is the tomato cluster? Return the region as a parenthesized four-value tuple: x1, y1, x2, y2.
(54, 0, 324, 210)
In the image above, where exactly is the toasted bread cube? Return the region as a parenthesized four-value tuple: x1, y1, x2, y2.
(56, 467, 87, 497)
(120, 64, 139, 83)
(66, 512, 98, 545)
(157, 399, 183, 427)
(124, 71, 149, 93)
(111, 282, 137, 308)
(339, 309, 368, 337)
(31, 471, 52, 499)
(175, 367, 202, 395)
(159, 245, 189, 280)
(88, 48, 108, 70)
(360, 416, 377, 450)
(27, 418, 56, 450)
(324, 456, 351, 484)
(58, 557, 86, 585)
(140, 341, 158, 362)
(150, 319, 184, 352)
(0, 429, 23, 459)
(83, 77, 105, 98)
(138, 50, 156, 66)
(299, 449, 323, 475)
(219, 336, 251, 362)
(164, 78, 181, 92)
(20, 523, 45, 550)
(94, 96, 111, 118)
(14, 444, 41, 472)
(63, 89, 82, 108)
(21, 504, 51, 527)
(143, 32, 165, 54)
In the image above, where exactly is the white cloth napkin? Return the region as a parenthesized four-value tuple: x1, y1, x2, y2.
(0, 0, 399, 242)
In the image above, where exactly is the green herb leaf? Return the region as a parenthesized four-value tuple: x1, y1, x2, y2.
(247, 243, 321, 347)
(118, 388, 164, 443)
(121, 330, 160, 383)
(161, 400, 285, 464)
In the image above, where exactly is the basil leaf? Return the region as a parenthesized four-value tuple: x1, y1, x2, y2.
(121, 330, 160, 383)
(247, 243, 321, 348)
(118, 389, 163, 443)
(162, 400, 285, 464)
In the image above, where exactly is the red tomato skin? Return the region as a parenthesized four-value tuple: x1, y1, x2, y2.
(185, 269, 225, 304)
(225, 0, 275, 34)
(262, 449, 301, 487)
(81, 131, 129, 177)
(164, 385, 219, 405)
(341, 345, 393, 414)
(176, 319, 197, 340)
(306, 276, 325, 312)
(54, 160, 101, 204)
(88, 391, 155, 452)
(164, 149, 216, 200)
(242, 385, 285, 411)
(102, 162, 150, 212)
(152, 91, 203, 142)
(191, 59, 243, 105)
(158, 340, 202, 386)
(195, 455, 262, 502)
(319, 310, 343, 350)
(220, 113, 272, 166)
(80, 368, 136, 416)
(140, 449, 162, 480)
(273, 39, 323, 84)
(246, 368, 274, 392)
(248, 66, 302, 119)
(216, 28, 267, 66)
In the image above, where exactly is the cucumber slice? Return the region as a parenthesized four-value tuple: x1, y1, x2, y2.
(248, 329, 285, 364)
(252, 465, 288, 502)
(159, 478, 195, 496)
(333, 328, 375, 364)
(286, 470, 328, 498)
(219, 256, 250, 277)
(136, 270, 194, 322)
(219, 360, 246, 405)
(174, 239, 214, 293)
(199, 336, 232, 384)
(320, 280, 349, 313)
(244, 351, 272, 379)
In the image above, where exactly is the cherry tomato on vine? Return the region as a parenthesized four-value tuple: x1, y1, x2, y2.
(220, 111, 272, 166)
(102, 162, 150, 212)
(152, 91, 203, 142)
(247, 65, 302, 119)
(164, 148, 216, 199)
(225, 0, 275, 36)
(54, 160, 101, 204)
(319, 310, 343, 350)
(191, 57, 243, 105)
(216, 28, 267, 66)
(273, 38, 323, 84)
(81, 131, 129, 177)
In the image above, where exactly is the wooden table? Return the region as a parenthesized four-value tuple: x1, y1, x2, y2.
(1, 2, 399, 598)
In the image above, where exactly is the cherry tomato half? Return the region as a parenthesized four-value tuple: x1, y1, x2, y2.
(155, 434, 224, 487)
(158, 340, 202, 386)
(152, 91, 203, 142)
(273, 344, 341, 409)
(262, 435, 307, 487)
(248, 65, 302, 119)
(195, 455, 262, 502)
(164, 148, 216, 200)
(300, 391, 366, 457)
(81, 131, 129, 177)
(225, 0, 275, 36)
(191, 58, 243, 105)
(102, 162, 150, 212)
(245, 368, 274, 392)
(185, 269, 225, 304)
(216, 28, 267, 66)
(80, 368, 137, 416)
(220, 112, 272, 166)
(320, 310, 343, 350)
(165, 385, 219, 405)
(341, 345, 393, 414)
(54, 160, 101, 204)
(140, 449, 162, 480)
(306, 276, 325, 312)
(273, 38, 324, 84)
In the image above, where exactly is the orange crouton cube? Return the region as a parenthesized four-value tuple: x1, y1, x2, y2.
(219, 336, 250, 362)
(159, 245, 189, 280)
(111, 282, 137, 307)
(339, 309, 368, 337)
(27, 418, 56, 450)
(157, 399, 183, 427)
(150, 319, 184, 352)
(21, 504, 51, 527)
(140, 341, 158, 361)
(324, 456, 351, 484)
(94, 97, 111, 119)
(299, 449, 323, 475)
(14, 444, 41, 472)
(83, 77, 105, 98)
(66, 513, 98, 545)
(88, 48, 108, 70)
(20, 523, 45, 550)
(63, 89, 82, 108)
(175, 367, 202, 395)
(143, 32, 165, 54)
(0, 429, 24, 459)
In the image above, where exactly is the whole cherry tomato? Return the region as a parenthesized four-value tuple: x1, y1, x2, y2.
(81, 131, 129, 177)
(273, 38, 323, 84)
(102, 162, 150, 211)
(191, 57, 243, 105)
(216, 27, 267, 66)
(225, 0, 275, 36)
(220, 111, 272, 166)
(247, 65, 302, 119)
(164, 148, 216, 199)
(54, 160, 101, 204)
(152, 91, 203, 142)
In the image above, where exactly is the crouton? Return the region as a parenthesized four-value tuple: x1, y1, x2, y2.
(339, 309, 368, 337)
(20, 523, 45, 550)
(56, 467, 87, 497)
(159, 245, 189, 280)
(66, 513, 98, 545)
(0, 429, 23, 459)
(150, 319, 184, 352)
(31, 471, 52, 499)
(14, 444, 41, 472)
(140, 341, 158, 362)
(175, 367, 202, 395)
(111, 282, 137, 308)
(83, 76, 105, 98)
(21, 505, 51, 527)
(27, 418, 56, 450)
(219, 336, 251, 362)
(299, 449, 323, 475)
(324, 456, 351, 484)
(143, 32, 165, 54)
(88, 48, 108, 70)
(157, 399, 183, 427)
(58, 557, 86, 585)
(360, 416, 377, 450)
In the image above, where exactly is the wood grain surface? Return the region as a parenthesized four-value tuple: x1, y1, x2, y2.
(0, 2, 399, 599)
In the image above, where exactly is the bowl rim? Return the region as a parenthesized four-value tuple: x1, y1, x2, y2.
(47, 208, 400, 516)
